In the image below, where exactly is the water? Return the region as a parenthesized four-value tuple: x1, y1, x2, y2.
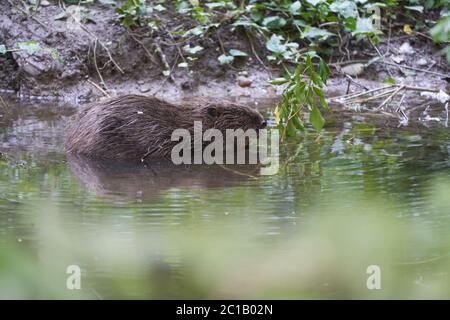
(0, 97, 450, 299)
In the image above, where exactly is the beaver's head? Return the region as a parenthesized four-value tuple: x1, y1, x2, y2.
(198, 102, 267, 131)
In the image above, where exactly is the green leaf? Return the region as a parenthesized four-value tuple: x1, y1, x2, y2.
(262, 16, 287, 29)
(47, 48, 64, 64)
(306, 0, 325, 6)
(153, 4, 166, 12)
(310, 106, 325, 132)
(313, 86, 329, 111)
(318, 59, 329, 83)
(218, 54, 234, 64)
(405, 6, 423, 13)
(229, 49, 248, 57)
(330, 0, 358, 19)
(431, 16, 450, 43)
(183, 45, 203, 55)
(382, 77, 396, 85)
(289, 1, 302, 14)
(266, 34, 286, 54)
(302, 26, 334, 39)
(269, 77, 289, 85)
(17, 41, 41, 54)
(352, 17, 376, 36)
(0, 44, 6, 55)
(292, 115, 305, 131)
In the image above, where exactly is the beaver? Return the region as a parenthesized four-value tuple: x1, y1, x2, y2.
(65, 94, 266, 160)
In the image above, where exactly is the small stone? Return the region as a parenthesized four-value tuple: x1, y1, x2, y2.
(340, 63, 365, 76)
(40, 0, 50, 7)
(237, 76, 252, 88)
(139, 83, 152, 93)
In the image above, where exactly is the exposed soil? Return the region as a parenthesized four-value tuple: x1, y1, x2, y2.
(0, 1, 449, 127)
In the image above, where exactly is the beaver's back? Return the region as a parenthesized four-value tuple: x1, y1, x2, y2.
(66, 95, 193, 159)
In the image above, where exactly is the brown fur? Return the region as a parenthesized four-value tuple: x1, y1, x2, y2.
(65, 94, 266, 160)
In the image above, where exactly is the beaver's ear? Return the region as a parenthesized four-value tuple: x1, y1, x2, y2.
(206, 106, 219, 120)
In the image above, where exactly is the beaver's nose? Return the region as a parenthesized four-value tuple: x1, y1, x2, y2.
(260, 121, 267, 129)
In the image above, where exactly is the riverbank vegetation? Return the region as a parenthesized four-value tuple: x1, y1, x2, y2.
(0, 1, 448, 136)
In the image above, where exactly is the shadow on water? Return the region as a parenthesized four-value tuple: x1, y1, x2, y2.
(67, 154, 261, 200)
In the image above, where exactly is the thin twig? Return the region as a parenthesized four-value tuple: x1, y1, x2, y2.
(8, 0, 50, 31)
(93, 39, 108, 92)
(87, 78, 110, 97)
(375, 60, 449, 78)
(218, 164, 258, 180)
(377, 85, 404, 110)
(68, 12, 124, 74)
(244, 29, 271, 76)
(154, 40, 175, 83)
(369, 38, 394, 78)
(128, 32, 159, 66)
(332, 85, 396, 101)
(0, 95, 11, 115)
(350, 89, 398, 104)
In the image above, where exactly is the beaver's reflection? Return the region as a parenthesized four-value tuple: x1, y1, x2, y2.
(67, 154, 261, 200)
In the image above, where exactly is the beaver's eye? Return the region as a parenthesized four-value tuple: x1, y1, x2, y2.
(206, 107, 218, 119)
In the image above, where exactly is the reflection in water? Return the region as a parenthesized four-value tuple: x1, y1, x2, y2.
(67, 154, 261, 200)
(0, 96, 450, 299)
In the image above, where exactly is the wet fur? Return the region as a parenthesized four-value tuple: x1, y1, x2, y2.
(66, 95, 266, 160)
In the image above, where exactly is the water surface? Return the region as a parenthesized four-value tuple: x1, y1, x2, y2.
(0, 97, 449, 299)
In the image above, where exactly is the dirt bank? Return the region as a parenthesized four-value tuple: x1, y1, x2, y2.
(0, 1, 449, 127)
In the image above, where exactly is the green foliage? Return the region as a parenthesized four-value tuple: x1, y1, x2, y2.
(108, 1, 448, 135)
(271, 52, 330, 138)
(0, 41, 63, 64)
(431, 13, 450, 63)
(116, 0, 148, 28)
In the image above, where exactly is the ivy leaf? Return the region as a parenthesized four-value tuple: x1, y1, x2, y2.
(352, 17, 376, 36)
(405, 5, 423, 13)
(218, 54, 234, 64)
(153, 4, 166, 11)
(431, 16, 450, 43)
(302, 27, 334, 39)
(310, 106, 325, 132)
(229, 49, 248, 57)
(306, 0, 325, 6)
(289, 1, 302, 14)
(183, 45, 203, 55)
(266, 34, 286, 54)
(262, 16, 287, 29)
(0, 44, 6, 54)
(329, 0, 358, 19)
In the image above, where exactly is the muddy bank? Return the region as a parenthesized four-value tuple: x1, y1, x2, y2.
(0, 1, 278, 102)
(0, 1, 449, 128)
